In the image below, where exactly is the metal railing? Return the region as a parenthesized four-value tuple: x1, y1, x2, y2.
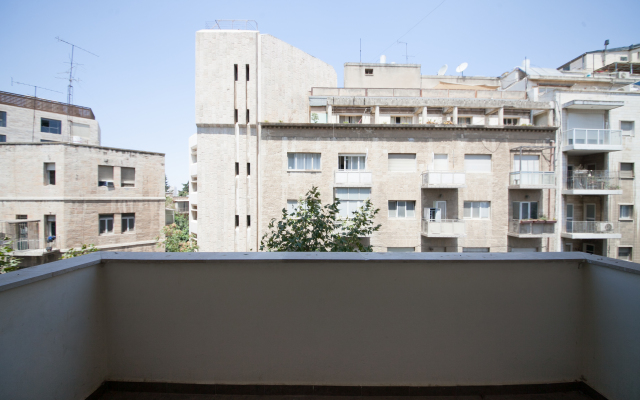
(509, 171, 556, 186)
(205, 20, 258, 30)
(564, 129, 622, 146)
(421, 219, 465, 236)
(509, 219, 556, 236)
(564, 170, 620, 190)
(334, 170, 372, 185)
(311, 87, 526, 99)
(0, 91, 95, 119)
(422, 171, 465, 187)
(564, 220, 619, 234)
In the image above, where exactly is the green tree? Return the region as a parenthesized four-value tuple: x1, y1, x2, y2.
(260, 186, 381, 252)
(62, 244, 99, 259)
(178, 181, 189, 197)
(165, 175, 170, 191)
(157, 214, 198, 252)
(0, 237, 21, 274)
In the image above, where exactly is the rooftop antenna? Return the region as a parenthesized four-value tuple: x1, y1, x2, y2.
(437, 64, 448, 76)
(397, 41, 414, 64)
(55, 37, 98, 106)
(11, 78, 62, 142)
(360, 38, 362, 63)
(456, 62, 468, 77)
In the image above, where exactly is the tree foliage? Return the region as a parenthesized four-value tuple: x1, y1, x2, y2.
(165, 175, 170, 191)
(157, 214, 198, 252)
(0, 237, 21, 274)
(62, 244, 99, 259)
(179, 181, 189, 197)
(260, 186, 381, 252)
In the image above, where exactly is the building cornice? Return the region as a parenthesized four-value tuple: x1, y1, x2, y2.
(0, 142, 165, 156)
(261, 123, 557, 132)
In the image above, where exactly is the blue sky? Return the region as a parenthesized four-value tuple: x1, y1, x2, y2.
(1, 0, 638, 187)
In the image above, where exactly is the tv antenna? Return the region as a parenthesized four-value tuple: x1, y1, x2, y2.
(56, 36, 98, 106)
(397, 41, 414, 64)
(11, 78, 62, 141)
(456, 62, 468, 77)
(437, 64, 448, 76)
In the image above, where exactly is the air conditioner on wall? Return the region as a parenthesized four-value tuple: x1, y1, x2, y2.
(597, 222, 614, 232)
(616, 71, 630, 79)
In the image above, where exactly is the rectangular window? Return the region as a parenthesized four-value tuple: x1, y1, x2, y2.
(621, 162, 634, 178)
(618, 247, 632, 261)
(98, 166, 114, 187)
(433, 154, 449, 171)
(247, 163, 251, 175)
(121, 167, 135, 187)
(388, 154, 416, 172)
(191, 181, 197, 192)
(235, 162, 239, 176)
(339, 115, 362, 124)
(335, 188, 371, 218)
(583, 243, 595, 255)
(41, 118, 62, 134)
(338, 154, 366, 170)
(70, 122, 91, 138)
(46, 215, 56, 238)
(458, 117, 472, 124)
(246, 109, 250, 124)
(234, 109, 238, 123)
(621, 121, 635, 136)
(503, 118, 519, 126)
(247, 215, 251, 227)
(287, 153, 321, 171)
(365, 68, 373, 75)
(234, 64, 238, 81)
(620, 205, 633, 220)
(0, 134, 5, 142)
(16, 215, 27, 220)
(512, 201, 538, 220)
(99, 214, 114, 234)
(287, 200, 299, 215)
(246, 64, 250, 81)
(620, 56, 628, 61)
(392, 116, 412, 124)
(121, 213, 135, 233)
(44, 163, 56, 185)
(235, 215, 239, 227)
(387, 247, 415, 252)
(388, 201, 415, 218)
(463, 247, 490, 253)
(0, 111, 6, 127)
(464, 154, 491, 173)
(464, 201, 491, 219)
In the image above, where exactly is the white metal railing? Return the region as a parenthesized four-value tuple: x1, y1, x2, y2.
(509, 220, 556, 236)
(421, 219, 465, 236)
(10, 238, 40, 251)
(564, 129, 622, 146)
(422, 171, 465, 187)
(334, 170, 372, 185)
(564, 220, 619, 234)
(564, 170, 620, 190)
(510, 171, 555, 186)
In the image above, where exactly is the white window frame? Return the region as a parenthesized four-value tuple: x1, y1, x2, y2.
(98, 165, 115, 188)
(121, 167, 136, 188)
(620, 162, 634, 178)
(335, 188, 371, 219)
(287, 153, 321, 171)
(620, 121, 635, 136)
(583, 243, 596, 255)
(121, 213, 135, 233)
(338, 154, 366, 170)
(619, 204, 633, 220)
(457, 117, 472, 125)
(388, 201, 416, 219)
(512, 201, 538, 220)
(391, 116, 412, 124)
(339, 115, 362, 124)
(99, 215, 114, 235)
(503, 118, 520, 126)
(618, 246, 632, 261)
(44, 163, 56, 185)
(388, 154, 417, 172)
(463, 201, 491, 219)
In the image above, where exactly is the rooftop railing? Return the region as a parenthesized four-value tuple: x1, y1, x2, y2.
(311, 87, 527, 99)
(564, 170, 620, 190)
(0, 91, 95, 119)
(564, 129, 622, 146)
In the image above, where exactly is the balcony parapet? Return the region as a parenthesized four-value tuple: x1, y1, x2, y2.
(334, 170, 372, 187)
(421, 171, 466, 188)
(508, 219, 556, 238)
(562, 220, 621, 239)
(189, 163, 198, 178)
(563, 129, 623, 154)
(421, 219, 465, 237)
(509, 171, 556, 189)
(563, 170, 622, 195)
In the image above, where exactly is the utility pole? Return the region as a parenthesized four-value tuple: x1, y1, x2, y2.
(11, 78, 62, 142)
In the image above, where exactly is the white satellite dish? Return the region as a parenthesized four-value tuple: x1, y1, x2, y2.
(456, 62, 468, 76)
(437, 64, 448, 76)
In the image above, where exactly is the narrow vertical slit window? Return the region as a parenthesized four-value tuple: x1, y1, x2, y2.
(246, 64, 250, 81)
(235, 215, 239, 227)
(44, 163, 56, 185)
(247, 215, 251, 227)
(246, 109, 250, 124)
(247, 163, 251, 175)
(235, 162, 239, 176)
(234, 64, 238, 81)
(234, 109, 238, 123)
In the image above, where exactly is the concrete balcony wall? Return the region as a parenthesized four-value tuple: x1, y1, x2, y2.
(189, 163, 198, 178)
(0, 253, 639, 400)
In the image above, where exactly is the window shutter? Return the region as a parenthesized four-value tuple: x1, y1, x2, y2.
(464, 155, 491, 172)
(433, 154, 448, 171)
(121, 168, 135, 185)
(98, 166, 114, 181)
(388, 154, 416, 172)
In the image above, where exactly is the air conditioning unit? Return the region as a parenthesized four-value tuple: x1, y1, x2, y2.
(598, 222, 614, 232)
(616, 71, 630, 79)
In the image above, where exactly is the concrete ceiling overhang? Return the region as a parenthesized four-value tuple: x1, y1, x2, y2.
(562, 100, 624, 110)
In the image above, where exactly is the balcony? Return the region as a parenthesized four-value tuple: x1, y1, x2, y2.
(563, 171, 622, 195)
(562, 220, 621, 239)
(508, 219, 557, 238)
(509, 171, 556, 189)
(562, 129, 623, 154)
(189, 219, 197, 235)
(334, 170, 372, 186)
(421, 171, 466, 188)
(1, 252, 638, 400)
(421, 219, 465, 237)
(189, 162, 198, 178)
(189, 191, 197, 205)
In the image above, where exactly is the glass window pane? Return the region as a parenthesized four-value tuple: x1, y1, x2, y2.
(521, 203, 529, 219)
(335, 188, 348, 200)
(107, 219, 113, 232)
(513, 202, 519, 220)
(464, 202, 471, 218)
(99, 220, 105, 233)
(480, 202, 490, 219)
(406, 201, 415, 218)
(313, 154, 321, 170)
(398, 201, 406, 218)
(388, 201, 397, 218)
(288, 154, 294, 170)
(472, 204, 480, 218)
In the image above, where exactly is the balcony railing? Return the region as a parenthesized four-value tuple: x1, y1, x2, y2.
(421, 219, 465, 237)
(564, 170, 621, 191)
(564, 129, 622, 147)
(509, 171, 555, 187)
(334, 170, 372, 186)
(563, 220, 619, 235)
(421, 171, 465, 188)
(508, 219, 556, 237)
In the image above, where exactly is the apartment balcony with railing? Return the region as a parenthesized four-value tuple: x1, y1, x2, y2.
(508, 219, 557, 238)
(421, 171, 466, 188)
(1, 253, 638, 400)
(562, 220, 621, 239)
(562, 170, 622, 195)
(334, 170, 372, 186)
(509, 171, 556, 189)
(421, 218, 465, 237)
(563, 129, 623, 154)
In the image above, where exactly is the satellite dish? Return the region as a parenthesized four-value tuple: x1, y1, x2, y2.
(456, 62, 468, 76)
(437, 64, 448, 75)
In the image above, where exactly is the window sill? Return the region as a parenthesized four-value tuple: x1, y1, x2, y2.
(287, 170, 321, 173)
(619, 218, 633, 221)
(99, 232, 114, 236)
(387, 218, 416, 220)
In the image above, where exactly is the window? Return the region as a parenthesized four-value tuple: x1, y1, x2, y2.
(287, 153, 321, 171)
(464, 154, 491, 173)
(247, 163, 251, 175)
(512, 201, 538, 220)
(339, 115, 361, 124)
(392, 116, 412, 124)
(0, 111, 6, 127)
(99, 215, 114, 234)
(338, 154, 366, 170)
(191, 181, 197, 192)
(503, 118, 519, 126)
(388, 201, 415, 218)
(387, 247, 415, 252)
(458, 117, 472, 125)
(98, 166, 114, 187)
(247, 215, 251, 227)
(121, 213, 135, 233)
(0, 135, 5, 142)
(234, 109, 238, 123)
(246, 109, 250, 124)
(618, 247, 632, 261)
(46, 215, 56, 239)
(44, 163, 56, 185)
(235, 162, 239, 176)
(433, 154, 448, 170)
(510, 248, 538, 253)
(16, 215, 27, 220)
(234, 64, 238, 81)
(246, 64, 250, 81)
(121, 167, 135, 187)
(463, 247, 490, 253)
(583, 243, 595, 255)
(621, 121, 635, 136)
(464, 201, 490, 219)
(365, 68, 373, 75)
(41, 118, 61, 134)
(620, 205, 633, 220)
(235, 215, 239, 227)
(335, 188, 370, 218)
(620, 162, 634, 178)
(620, 56, 628, 61)
(71, 122, 90, 138)
(287, 200, 299, 215)
(388, 154, 416, 172)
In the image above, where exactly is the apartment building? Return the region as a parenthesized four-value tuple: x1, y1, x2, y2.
(0, 92, 165, 265)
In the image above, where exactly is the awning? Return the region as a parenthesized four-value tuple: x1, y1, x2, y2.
(562, 100, 624, 110)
